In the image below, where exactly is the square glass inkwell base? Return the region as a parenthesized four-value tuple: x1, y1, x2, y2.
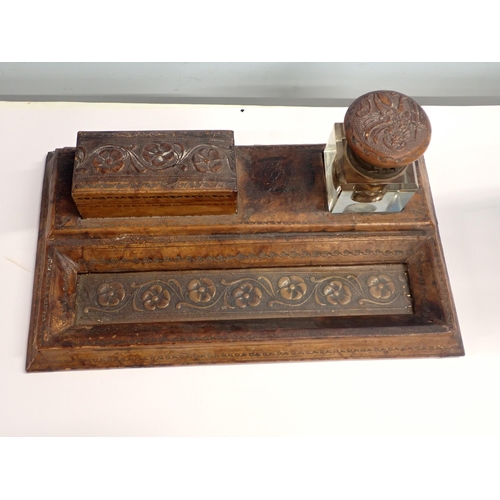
(324, 123, 419, 214)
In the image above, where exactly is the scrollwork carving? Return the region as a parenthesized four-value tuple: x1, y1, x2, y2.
(75, 143, 233, 177)
(77, 265, 412, 324)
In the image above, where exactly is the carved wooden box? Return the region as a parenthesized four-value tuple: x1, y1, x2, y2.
(72, 130, 237, 218)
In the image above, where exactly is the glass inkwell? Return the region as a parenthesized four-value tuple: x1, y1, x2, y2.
(324, 90, 431, 214)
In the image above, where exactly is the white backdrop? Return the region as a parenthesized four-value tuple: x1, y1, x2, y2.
(1, 101, 499, 438)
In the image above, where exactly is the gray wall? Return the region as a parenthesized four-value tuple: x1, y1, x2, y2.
(1, 62, 499, 106)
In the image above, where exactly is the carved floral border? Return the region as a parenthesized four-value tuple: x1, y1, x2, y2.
(74, 142, 235, 177)
(77, 267, 411, 323)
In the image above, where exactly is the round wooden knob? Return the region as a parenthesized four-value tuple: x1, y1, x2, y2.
(344, 90, 431, 169)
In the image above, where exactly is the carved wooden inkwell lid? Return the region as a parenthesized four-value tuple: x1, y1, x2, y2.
(344, 90, 431, 179)
(71, 130, 237, 218)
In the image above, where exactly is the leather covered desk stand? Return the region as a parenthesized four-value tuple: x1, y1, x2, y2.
(26, 91, 464, 371)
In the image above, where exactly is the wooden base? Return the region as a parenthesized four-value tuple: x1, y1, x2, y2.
(26, 144, 463, 371)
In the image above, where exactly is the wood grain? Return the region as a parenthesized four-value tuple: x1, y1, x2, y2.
(26, 139, 463, 371)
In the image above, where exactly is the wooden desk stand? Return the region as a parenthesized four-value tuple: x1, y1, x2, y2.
(26, 136, 463, 371)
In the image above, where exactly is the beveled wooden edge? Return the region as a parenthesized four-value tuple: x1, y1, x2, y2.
(27, 152, 56, 370)
(27, 332, 463, 372)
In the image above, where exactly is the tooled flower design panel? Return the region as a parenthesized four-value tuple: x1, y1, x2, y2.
(97, 282, 125, 307)
(232, 282, 263, 308)
(76, 265, 412, 325)
(141, 284, 171, 310)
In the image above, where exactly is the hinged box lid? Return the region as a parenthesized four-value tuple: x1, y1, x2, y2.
(71, 130, 237, 218)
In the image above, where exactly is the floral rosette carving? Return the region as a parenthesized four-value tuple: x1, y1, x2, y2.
(322, 280, 352, 305)
(367, 274, 395, 300)
(96, 282, 126, 307)
(193, 147, 228, 173)
(92, 148, 125, 174)
(141, 143, 183, 169)
(277, 276, 307, 301)
(141, 284, 171, 310)
(232, 282, 262, 308)
(187, 278, 216, 303)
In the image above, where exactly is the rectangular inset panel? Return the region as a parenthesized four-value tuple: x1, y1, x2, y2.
(76, 265, 412, 325)
(72, 130, 237, 217)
